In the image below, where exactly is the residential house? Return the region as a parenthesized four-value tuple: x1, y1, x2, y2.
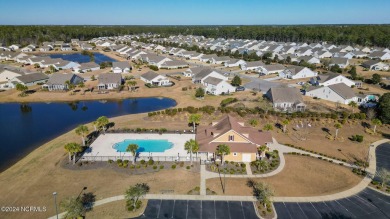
(211, 56, 231, 65)
(182, 66, 208, 77)
(279, 66, 318, 79)
(73, 62, 100, 73)
(97, 73, 122, 90)
(140, 54, 171, 68)
(240, 61, 265, 71)
(42, 73, 84, 91)
(353, 51, 368, 58)
(368, 51, 390, 60)
(265, 87, 306, 112)
(361, 60, 389, 71)
(0, 69, 24, 89)
(259, 64, 286, 75)
(224, 59, 246, 68)
(53, 60, 80, 70)
(20, 45, 36, 52)
(140, 71, 171, 86)
(12, 72, 49, 87)
(315, 50, 333, 59)
(298, 56, 321, 64)
(61, 44, 72, 51)
(71, 39, 80, 45)
(309, 72, 355, 87)
(192, 68, 228, 84)
(39, 46, 52, 52)
(112, 61, 131, 73)
(329, 57, 349, 69)
(196, 115, 273, 162)
(159, 60, 189, 69)
(203, 76, 236, 95)
(80, 43, 94, 50)
(199, 54, 218, 63)
(9, 44, 21, 51)
(306, 83, 359, 105)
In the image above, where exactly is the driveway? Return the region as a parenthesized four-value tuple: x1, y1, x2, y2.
(136, 199, 259, 219)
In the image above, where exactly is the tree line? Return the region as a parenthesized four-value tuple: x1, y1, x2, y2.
(1, 25, 390, 47)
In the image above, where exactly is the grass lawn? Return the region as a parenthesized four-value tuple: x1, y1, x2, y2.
(206, 155, 363, 197)
(85, 199, 147, 219)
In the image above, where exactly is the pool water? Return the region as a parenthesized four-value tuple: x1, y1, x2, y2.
(113, 139, 173, 153)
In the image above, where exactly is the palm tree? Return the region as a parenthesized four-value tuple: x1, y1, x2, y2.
(127, 80, 137, 91)
(372, 118, 382, 133)
(258, 145, 268, 158)
(249, 119, 258, 127)
(75, 125, 89, 146)
(64, 142, 83, 164)
(126, 144, 139, 164)
(184, 139, 199, 165)
(281, 119, 289, 133)
(253, 182, 274, 207)
(348, 101, 358, 113)
(60, 196, 85, 219)
(334, 123, 342, 139)
(125, 183, 150, 212)
(263, 123, 273, 131)
(255, 160, 269, 171)
(215, 144, 230, 164)
(188, 114, 201, 133)
(94, 116, 109, 133)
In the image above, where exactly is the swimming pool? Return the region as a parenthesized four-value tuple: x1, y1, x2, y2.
(113, 139, 173, 153)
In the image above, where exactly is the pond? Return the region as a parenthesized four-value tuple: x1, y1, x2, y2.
(0, 97, 176, 172)
(46, 52, 117, 64)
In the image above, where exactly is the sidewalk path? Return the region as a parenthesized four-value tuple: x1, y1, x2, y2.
(48, 139, 389, 219)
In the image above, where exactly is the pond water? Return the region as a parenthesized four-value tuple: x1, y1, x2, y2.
(0, 97, 176, 172)
(47, 53, 117, 64)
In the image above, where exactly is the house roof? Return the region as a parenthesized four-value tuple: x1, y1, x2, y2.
(161, 60, 188, 67)
(79, 62, 100, 70)
(16, 72, 48, 83)
(267, 87, 304, 104)
(245, 61, 265, 68)
(196, 115, 273, 153)
(369, 51, 387, 57)
(328, 83, 356, 99)
(361, 60, 381, 68)
(312, 72, 340, 83)
(263, 64, 285, 72)
(98, 73, 122, 84)
(193, 68, 225, 81)
(141, 71, 160, 81)
(203, 76, 223, 85)
(330, 57, 348, 65)
(113, 61, 131, 69)
(46, 73, 76, 85)
(285, 66, 306, 75)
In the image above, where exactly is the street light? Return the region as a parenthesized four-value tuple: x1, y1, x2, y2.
(53, 192, 58, 219)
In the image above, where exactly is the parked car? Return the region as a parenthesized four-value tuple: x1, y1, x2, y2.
(236, 86, 245, 91)
(297, 81, 305, 85)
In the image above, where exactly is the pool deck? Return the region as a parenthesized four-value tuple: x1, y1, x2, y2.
(82, 133, 195, 160)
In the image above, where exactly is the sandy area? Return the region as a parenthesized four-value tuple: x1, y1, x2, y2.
(207, 155, 363, 197)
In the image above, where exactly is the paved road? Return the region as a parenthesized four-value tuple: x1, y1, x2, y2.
(136, 199, 259, 219)
(274, 188, 390, 219)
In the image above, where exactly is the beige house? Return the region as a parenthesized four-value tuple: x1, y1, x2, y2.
(196, 115, 272, 162)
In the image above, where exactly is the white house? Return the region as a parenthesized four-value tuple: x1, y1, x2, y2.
(73, 62, 100, 73)
(61, 44, 72, 51)
(259, 64, 286, 75)
(368, 51, 390, 60)
(140, 71, 171, 86)
(361, 60, 389, 71)
(265, 87, 306, 112)
(112, 61, 131, 73)
(0, 69, 23, 89)
(53, 61, 80, 70)
(279, 66, 318, 79)
(97, 73, 122, 90)
(240, 61, 265, 71)
(298, 56, 321, 64)
(329, 57, 349, 69)
(203, 76, 236, 95)
(42, 73, 84, 91)
(310, 72, 355, 87)
(306, 83, 358, 105)
(211, 56, 231, 65)
(192, 69, 228, 84)
(224, 59, 246, 68)
(159, 60, 189, 69)
(182, 67, 208, 77)
(9, 44, 20, 51)
(11, 72, 49, 87)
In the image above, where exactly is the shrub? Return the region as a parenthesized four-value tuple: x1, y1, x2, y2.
(140, 160, 145, 164)
(160, 165, 164, 169)
(148, 159, 154, 165)
(179, 161, 184, 167)
(108, 159, 113, 164)
(136, 165, 141, 169)
(186, 166, 191, 170)
(153, 165, 157, 170)
(171, 164, 177, 169)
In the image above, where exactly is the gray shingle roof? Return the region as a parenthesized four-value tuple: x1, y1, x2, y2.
(112, 61, 130, 69)
(98, 73, 122, 84)
(267, 87, 303, 104)
(16, 73, 48, 83)
(46, 73, 78, 85)
(141, 71, 160, 81)
(203, 76, 223, 85)
(328, 83, 356, 99)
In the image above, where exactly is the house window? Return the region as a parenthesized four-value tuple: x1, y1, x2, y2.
(229, 135, 234, 141)
(233, 153, 237, 156)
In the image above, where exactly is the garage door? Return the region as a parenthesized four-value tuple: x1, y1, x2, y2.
(242, 153, 252, 162)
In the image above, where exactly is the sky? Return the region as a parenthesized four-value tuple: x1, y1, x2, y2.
(1, 0, 389, 25)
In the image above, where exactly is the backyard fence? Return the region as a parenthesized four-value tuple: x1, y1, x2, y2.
(80, 155, 201, 162)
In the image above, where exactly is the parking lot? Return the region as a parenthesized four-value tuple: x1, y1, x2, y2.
(274, 188, 390, 219)
(375, 142, 390, 175)
(136, 199, 259, 219)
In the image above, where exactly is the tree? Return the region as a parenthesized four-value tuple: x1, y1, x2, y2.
(16, 83, 28, 96)
(195, 87, 205, 98)
(49, 65, 56, 73)
(349, 66, 357, 80)
(91, 75, 96, 81)
(258, 145, 268, 158)
(94, 116, 109, 133)
(281, 119, 289, 133)
(372, 119, 382, 133)
(253, 182, 274, 207)
(255, 160, 269, 171)
(64, 142, 82, 165)
(215, 144, 230, 164)
(249, 119, 258, 127)
(126, 144, 139, 164)
(127, 80, 137, 91)
(348, 101, 358, 113)
(78, 81, 85, 88)
(286, 56, 291, 64)
(334, 123, 342, 138)
(75, 125, 89, 146)
(65, 80, 75, 91)
(371, 73, 381, 84)
(125, 183, 150, 212)
(188, 114, 201, 132)
(263, 123, 273, 131)
(330, 64, 342, 73)
(376, 168, 390, 187)
(60, 196, 85, 219)
(378, 93, 390, 124)
(231, 75, 242, 86)
(184, 139, 199, 165)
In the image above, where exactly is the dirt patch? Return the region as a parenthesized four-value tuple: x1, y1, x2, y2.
(206, 155, 363, 197)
